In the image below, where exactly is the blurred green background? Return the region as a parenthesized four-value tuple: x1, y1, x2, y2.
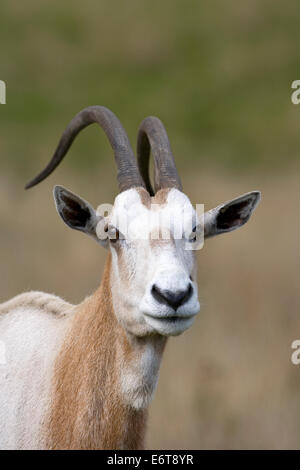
(1, 0, 300, 177)
(1, 0, 300, 449)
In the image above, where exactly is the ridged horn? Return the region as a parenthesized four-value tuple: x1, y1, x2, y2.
(137, 116, 182, 196)
(25, 106, 145, 193)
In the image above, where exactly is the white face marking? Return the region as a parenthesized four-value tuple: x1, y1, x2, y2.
(108, 188, 200, 337)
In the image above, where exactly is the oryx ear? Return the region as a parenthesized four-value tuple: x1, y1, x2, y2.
(53, 186, 102, 243)
(204, 191, 261, 239)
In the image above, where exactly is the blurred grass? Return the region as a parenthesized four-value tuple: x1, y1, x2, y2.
(1, 0, 300, 180)
(1, 0, 300, 449)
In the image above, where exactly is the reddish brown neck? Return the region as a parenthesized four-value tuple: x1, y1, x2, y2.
(46, 254, 165, 450)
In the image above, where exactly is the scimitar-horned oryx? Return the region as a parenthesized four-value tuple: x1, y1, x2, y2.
(0, 106, 261, 449)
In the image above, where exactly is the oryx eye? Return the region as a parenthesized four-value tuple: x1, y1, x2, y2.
(106, 224, 122, 243)
(187, 225, 199, 242)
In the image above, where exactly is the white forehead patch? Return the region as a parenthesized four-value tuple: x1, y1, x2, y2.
(110, 188, 197, 241)
(167, 188, 192, 206)
(110, 189, 148, 238)
(166, 189, 195, 218)
(114, 188, 145, 212)
(161, 189, 198, 241)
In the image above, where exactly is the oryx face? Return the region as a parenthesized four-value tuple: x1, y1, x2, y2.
(104, 187, 200, 337)
(26, 106, 261, 338)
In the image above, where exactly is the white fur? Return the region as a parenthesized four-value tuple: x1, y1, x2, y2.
(0, 301, 72, 449)
(120, 341, 162, 410)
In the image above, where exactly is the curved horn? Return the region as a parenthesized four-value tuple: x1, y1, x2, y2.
(25, 106, 145, 193)
(137, 116, 182, 196)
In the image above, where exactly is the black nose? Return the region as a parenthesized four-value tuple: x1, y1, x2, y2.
(151, 284, 193, 310)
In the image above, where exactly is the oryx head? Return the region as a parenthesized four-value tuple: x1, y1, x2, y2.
(26, 106, 260, 337)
